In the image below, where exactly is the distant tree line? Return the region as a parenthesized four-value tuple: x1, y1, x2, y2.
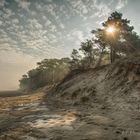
(19, 11, 140, 91)
(19, 58, 70, 91)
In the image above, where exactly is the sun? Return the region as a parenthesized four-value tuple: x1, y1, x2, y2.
(106, 26, 115, 33)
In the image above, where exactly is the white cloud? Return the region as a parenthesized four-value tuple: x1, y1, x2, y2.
(31, 11, 36, 16)
(15, 0, 30, 10)
(66, 29, 85, 47)
(116, 0, 127, 9)
(49, 24, 57, 32)
(0, 0, 6, 7)
(35, 3, 42, 11)
(42, 15, 47, 20)
(28, 19, 43, 29)
(3, 8, 14, 19)
(47, 0, 52, 2)
(60, 23, 65, 29)
(45, 20, 51, 27)
(72, 30, 84, 41)
(45, 4, 58, 19)
(93, 1, 111, 17)
(67, 0, 89, 17)
(0, 21, 3, 26)
(12, 18, 19, 24)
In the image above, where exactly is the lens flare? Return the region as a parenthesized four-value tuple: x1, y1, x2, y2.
(106, 26, 115, 33)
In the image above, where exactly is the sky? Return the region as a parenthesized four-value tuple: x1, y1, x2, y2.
(0, 0, 140, 90)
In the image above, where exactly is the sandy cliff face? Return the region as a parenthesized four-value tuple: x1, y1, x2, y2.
(46, 55, 140, 111)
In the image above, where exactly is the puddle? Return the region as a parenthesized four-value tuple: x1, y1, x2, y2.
(12, 102, 49, 113)
(0, 108, 10, 111)
(20, 135, 37, 140)
(15, 102, 40, 110)
(22, 114, 61, 120)
(28, 113, 76, 130)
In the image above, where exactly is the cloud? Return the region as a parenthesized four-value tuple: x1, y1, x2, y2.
(45, 20, 51, 27)
(72, 30, 84, 41)
(92, 0, 112, 17)
(66, 0, 89, 19)
(30, 10, 36, 16)
(0, 20, 3, 26)
(12, 18, 19, 24)
(2, 8, 15, 19)
(15, 0, 30, 10)
(28, 18, 43, 29)
(116, 0, 128, 9)
(0, 0, 136, 60)
(0, 0, 6, 7)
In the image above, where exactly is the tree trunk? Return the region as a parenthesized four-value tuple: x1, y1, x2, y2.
(52, 69, 54, 84)
(110, 45, 116, 63)
(96, 47, 104, 67)
(89, 51, 94, 68)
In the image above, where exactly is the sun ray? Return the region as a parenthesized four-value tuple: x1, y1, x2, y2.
(106, 26, 115, 33)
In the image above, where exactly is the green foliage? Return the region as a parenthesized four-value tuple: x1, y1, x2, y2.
(19, 58, 70, 91)
(69, 49, 82, 70)
(69, 38, 109, 70)
(101, 11, 139, 62)
(19, 75, 29, 91)
(80, 39, 95, 68)
(70, 11, 140, 70)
